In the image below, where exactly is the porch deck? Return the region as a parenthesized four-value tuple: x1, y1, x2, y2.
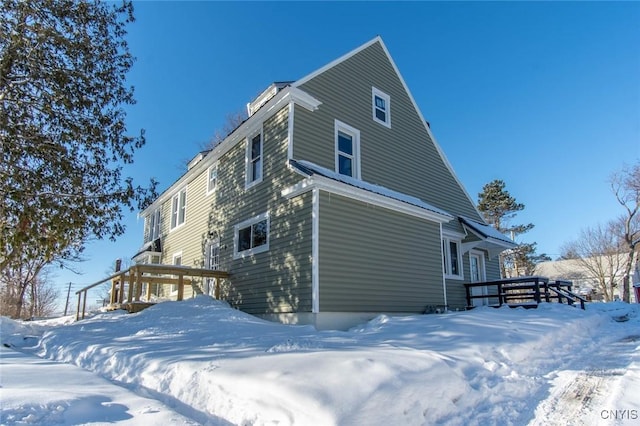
(464, 276, 587, 310)
(75, 264, 229, 320)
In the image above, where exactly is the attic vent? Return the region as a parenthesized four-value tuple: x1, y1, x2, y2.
(246, 82, 292, 117)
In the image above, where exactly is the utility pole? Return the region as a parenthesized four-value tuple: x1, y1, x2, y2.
(63, 282, 72, 316)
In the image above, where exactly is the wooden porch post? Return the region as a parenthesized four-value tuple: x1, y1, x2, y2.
(110, 279, 117, 304)
(214, 278, 220, 300)
(127, 270, 134, 303)
(177, 274, 184, 301)
(81, 290, 87, 319)
(465, 284, 471, 308)
(146, 276, 152, 301)
(76, 292, 81, 320)
(118, 272, 126, 304)
(134, 267, 142, 301)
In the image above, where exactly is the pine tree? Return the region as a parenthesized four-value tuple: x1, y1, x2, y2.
(477, 180, 547, 277)
(0, 1, 156, 276)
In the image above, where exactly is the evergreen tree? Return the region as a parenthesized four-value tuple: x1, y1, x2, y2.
(0, 0, 156, 275)
(477, 180, 547, 277)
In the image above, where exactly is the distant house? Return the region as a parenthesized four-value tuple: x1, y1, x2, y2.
(534, 255, 636, 301)
(134, 37, 515, 329)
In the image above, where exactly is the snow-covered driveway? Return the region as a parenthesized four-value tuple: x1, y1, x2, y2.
(1, 298, 638, 425)
(0, 346, 204, 425)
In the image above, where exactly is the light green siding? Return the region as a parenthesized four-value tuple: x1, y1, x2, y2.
(295, 41, 483, 237)
(318, 192, 444, 312)
(204, 107, 313, 314)
(151, 106, 313, 310)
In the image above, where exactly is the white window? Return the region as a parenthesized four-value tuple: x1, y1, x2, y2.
(144, 208, 161, 243)
(245, 130, 263, 188)
(443, 237, 463, 279)
(234, 212, 269, 259)
(207, 164, 218, 194)
(170, 188, 187, 229)
(205, 239, 221, 298)
(207, 240, 220, 270)
(372, 87, 391, 128)
(334, 120, 361, 179)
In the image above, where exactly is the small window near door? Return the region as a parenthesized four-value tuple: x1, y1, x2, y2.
(442, 237, 463, 279)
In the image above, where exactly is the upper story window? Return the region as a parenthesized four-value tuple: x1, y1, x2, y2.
(207, 164, 218, 194)
(144, 208, 161, 243)
(234, 212, 269, 259)
(372, 87, 391, 128)
(170, 188, 187, 230)
(442, 236, 463, 280)
(334, 120, 361, 179)
(245, 130, 263, 188)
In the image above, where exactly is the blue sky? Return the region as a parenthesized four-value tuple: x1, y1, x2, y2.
(55, 1, 640, 301)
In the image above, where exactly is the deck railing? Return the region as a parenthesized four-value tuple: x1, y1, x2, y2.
(75, 264, 229, 320)
(464, 276, 587, 310)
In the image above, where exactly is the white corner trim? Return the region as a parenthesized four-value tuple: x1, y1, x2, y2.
(287, 102, 294, 161)
(439, 223, 448, 309)
(312, 188, 320, 313)
(287, 87, 322, 112)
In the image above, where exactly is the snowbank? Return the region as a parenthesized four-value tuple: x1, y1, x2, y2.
(2, 297, 638, 425)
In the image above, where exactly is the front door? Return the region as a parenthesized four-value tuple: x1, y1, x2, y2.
(470, 252, 488, 307)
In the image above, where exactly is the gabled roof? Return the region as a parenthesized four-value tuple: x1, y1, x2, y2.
(459, 216, 516, 246)
(286, 159, 453, 223)
(459, 216, 517, 258)
(293, 36, 484, 221)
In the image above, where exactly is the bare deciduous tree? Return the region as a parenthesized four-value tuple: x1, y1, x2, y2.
(610, 161, 640, 303)
(560, 222, 627, 302)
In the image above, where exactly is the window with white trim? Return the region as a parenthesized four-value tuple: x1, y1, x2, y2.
(443, 237, 463, 279)
(170, 188, 187, 229)
(207, 164, 218, 194)
(245, 131, 263, 188)
(335, 120, 360, 179)
(234, 212, 269, 258)
(372, 87, 391, 128)
(144, 208, 161, 243)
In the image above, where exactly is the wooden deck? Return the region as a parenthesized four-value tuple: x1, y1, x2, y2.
(75, 264, 229, 320)
(464, 276, 587, 310)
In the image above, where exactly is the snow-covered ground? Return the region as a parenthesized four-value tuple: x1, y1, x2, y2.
(1, 297, 638, 425)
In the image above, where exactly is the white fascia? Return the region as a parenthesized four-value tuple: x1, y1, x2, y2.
(140, 87, 321, 217)
(282, 175, 452, 224)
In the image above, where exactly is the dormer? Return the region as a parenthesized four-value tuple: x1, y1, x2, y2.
(187, 150, 211, 170)
(246, 82, 293, 117)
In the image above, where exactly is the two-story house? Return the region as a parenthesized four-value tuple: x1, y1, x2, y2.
(135, 36, 515, 329)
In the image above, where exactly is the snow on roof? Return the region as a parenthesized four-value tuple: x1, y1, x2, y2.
(459, 216, 516, 246)
(291, 159, 453, 219)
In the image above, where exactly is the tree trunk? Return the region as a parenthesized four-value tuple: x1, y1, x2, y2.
(621, 249, 635, 303)
(13, 281, 28, 319)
